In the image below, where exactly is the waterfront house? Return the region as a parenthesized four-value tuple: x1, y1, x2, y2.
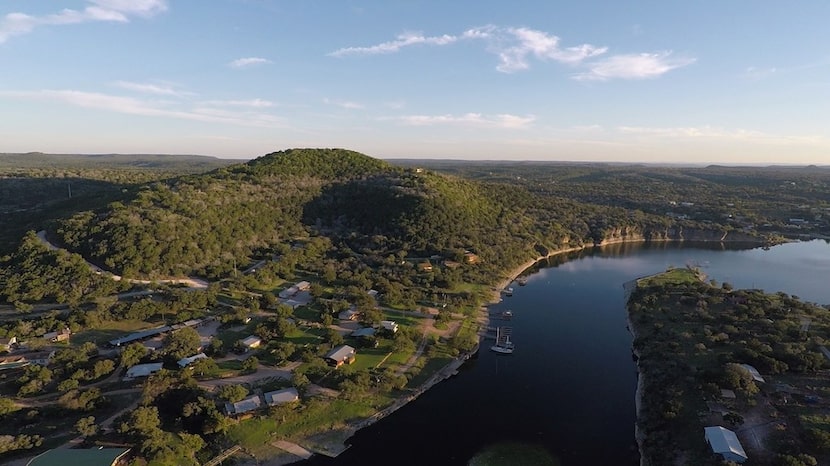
(704, 426, 748, 463)
(125, 362, 163, 379)
(324, 345, 356, 367)
(264, 387, 299, 406)
(225, 394, 262, 416)
(26, 447, 131, 466)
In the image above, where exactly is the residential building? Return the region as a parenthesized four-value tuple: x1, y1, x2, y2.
(0, 336, 17, 352)
(704, 426, 748, 463)
(324, 345, 356, 367)
(125, 362, 163, 379)
(177, 353, 208, 368)
(225, 394, 262, 416)
(26, 448, 131, 466)
(264, 387, 299, 406)
(380, 320, 399, 333)
(239, 335, 262, 352)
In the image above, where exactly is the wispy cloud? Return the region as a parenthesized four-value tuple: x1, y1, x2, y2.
(323, 98, 364, 109)
(228, 57, 272, 68)
(0, 0, 167, 43)
(395, 113, 535, 129)
(487, 26, 607, 72)
(616, 125, 824, 144)
(574, 52, 695, 81)
(329, 32, 458, 57)
(331, 25, 693, 80)
(331, 25, 606, 73)
(0, 89, 285, 128)
(202, 98, 275, 108)
(113, 80, 191, 96)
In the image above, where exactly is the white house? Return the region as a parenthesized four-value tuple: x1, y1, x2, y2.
(177, 353, 208, 368)
(264, 387, 299, 406)
(704, 426, 748, 463)
(125, 362, 163, 379)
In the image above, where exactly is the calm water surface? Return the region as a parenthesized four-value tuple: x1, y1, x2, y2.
(306, 240, 830, 466)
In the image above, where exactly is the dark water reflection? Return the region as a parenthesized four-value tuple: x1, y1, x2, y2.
(303, 240, 830, 466)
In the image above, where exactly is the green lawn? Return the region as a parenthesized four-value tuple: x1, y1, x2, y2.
(284, 327, 325, 346)
(349, 346, 392, 371)
(638, 267, 702, 287)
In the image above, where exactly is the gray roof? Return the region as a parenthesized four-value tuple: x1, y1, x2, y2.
(125, 362, 163, 378)
(241, 335, 262, 347)
(351, 327, 376, 337)
(325, 345, 355, 362)
(704, 426, 748, 461)
(264, 387, 299, 405)
(177, 353, 208, 367)
(739, 364, 765, 383)
(109, 325, 171, 346)
(225, 394, 262, 415)
(26, 447, 131, 466)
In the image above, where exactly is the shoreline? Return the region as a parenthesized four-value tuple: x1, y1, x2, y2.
(297, 236, 773, 462)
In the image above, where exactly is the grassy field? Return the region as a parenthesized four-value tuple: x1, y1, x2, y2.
(637, 267, 702, 287)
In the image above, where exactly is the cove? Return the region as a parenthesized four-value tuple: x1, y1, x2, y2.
(304, 240, 830, 466)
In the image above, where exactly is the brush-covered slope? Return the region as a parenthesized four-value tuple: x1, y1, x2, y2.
(52, 148, 554, 279)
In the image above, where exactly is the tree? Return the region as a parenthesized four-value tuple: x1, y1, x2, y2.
(241, 356, 258, 374)
(163, 327, 201, 360)
(217, 384, 248, 403)
(120, 342, 149, 368)
(92, 358, 116, 379)
(75, 416, 98, 437)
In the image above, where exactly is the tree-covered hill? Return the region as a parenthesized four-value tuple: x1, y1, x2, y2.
(46, 148, 667, 282)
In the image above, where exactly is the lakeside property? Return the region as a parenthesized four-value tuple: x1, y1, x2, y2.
(628, 267, 830, 466)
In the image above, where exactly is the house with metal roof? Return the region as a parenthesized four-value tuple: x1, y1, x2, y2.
(124, 362, 163, 379)
(239, 335, 262, 352)
(324, 345, 356, 367)
(26, 447, 131, 466)
(177, 353, 208, 368)
(225, 394, 263, 416)
(704, 426, 748, 463)
(739, 364, 765, 383)
(264, 387, 299, 406)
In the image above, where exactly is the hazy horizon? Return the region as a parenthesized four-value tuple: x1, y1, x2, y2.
(2, 1, 829, 164)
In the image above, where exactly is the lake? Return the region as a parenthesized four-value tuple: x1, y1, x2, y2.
(305, 239, 830, 466)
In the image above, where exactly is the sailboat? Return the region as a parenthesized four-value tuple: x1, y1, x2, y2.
(490, 326, 514, 354)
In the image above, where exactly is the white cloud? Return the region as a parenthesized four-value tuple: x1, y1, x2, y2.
(615, 125, 824, 145)
(0, 89, 285, 128)
(329, 32, 458, 57)
(323, 98, 364, 109)
(0, 0, 166, 43)
(494, 27, 607, 72)
(574, 52, 695, 81)
(330, 25, 606, 73)
(228, 57, 272, 68)
(395, 113, 535, 129)
(114, 80, 190, 96)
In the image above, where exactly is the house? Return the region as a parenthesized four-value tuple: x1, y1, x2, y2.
(224, 394, 262, 416)
(324, 345, 356, 367)
(295, 281, 311, 291)
(239, 335, 262, 352)
(22, 351, 55, 366)
(108, 325, 172, 347)
(26, 447, 131, 466)
(338, 308, 359, 321)
(418, 262, 433, 272)
(264, 387, 299, 406)
(125, 362, 163, 379)
(0, 355, 29, 371)
(739, 364, 766, 383)
(380, 320, 399, 334)
(42, 328, 71, 343)
(704, 426, 748, 463)
(0, 336, 17, 352)
(279, 286, 299, 299)
(177, 353, 208, 368)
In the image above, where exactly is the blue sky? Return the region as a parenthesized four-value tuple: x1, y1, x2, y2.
(1, 1, 829, 163)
